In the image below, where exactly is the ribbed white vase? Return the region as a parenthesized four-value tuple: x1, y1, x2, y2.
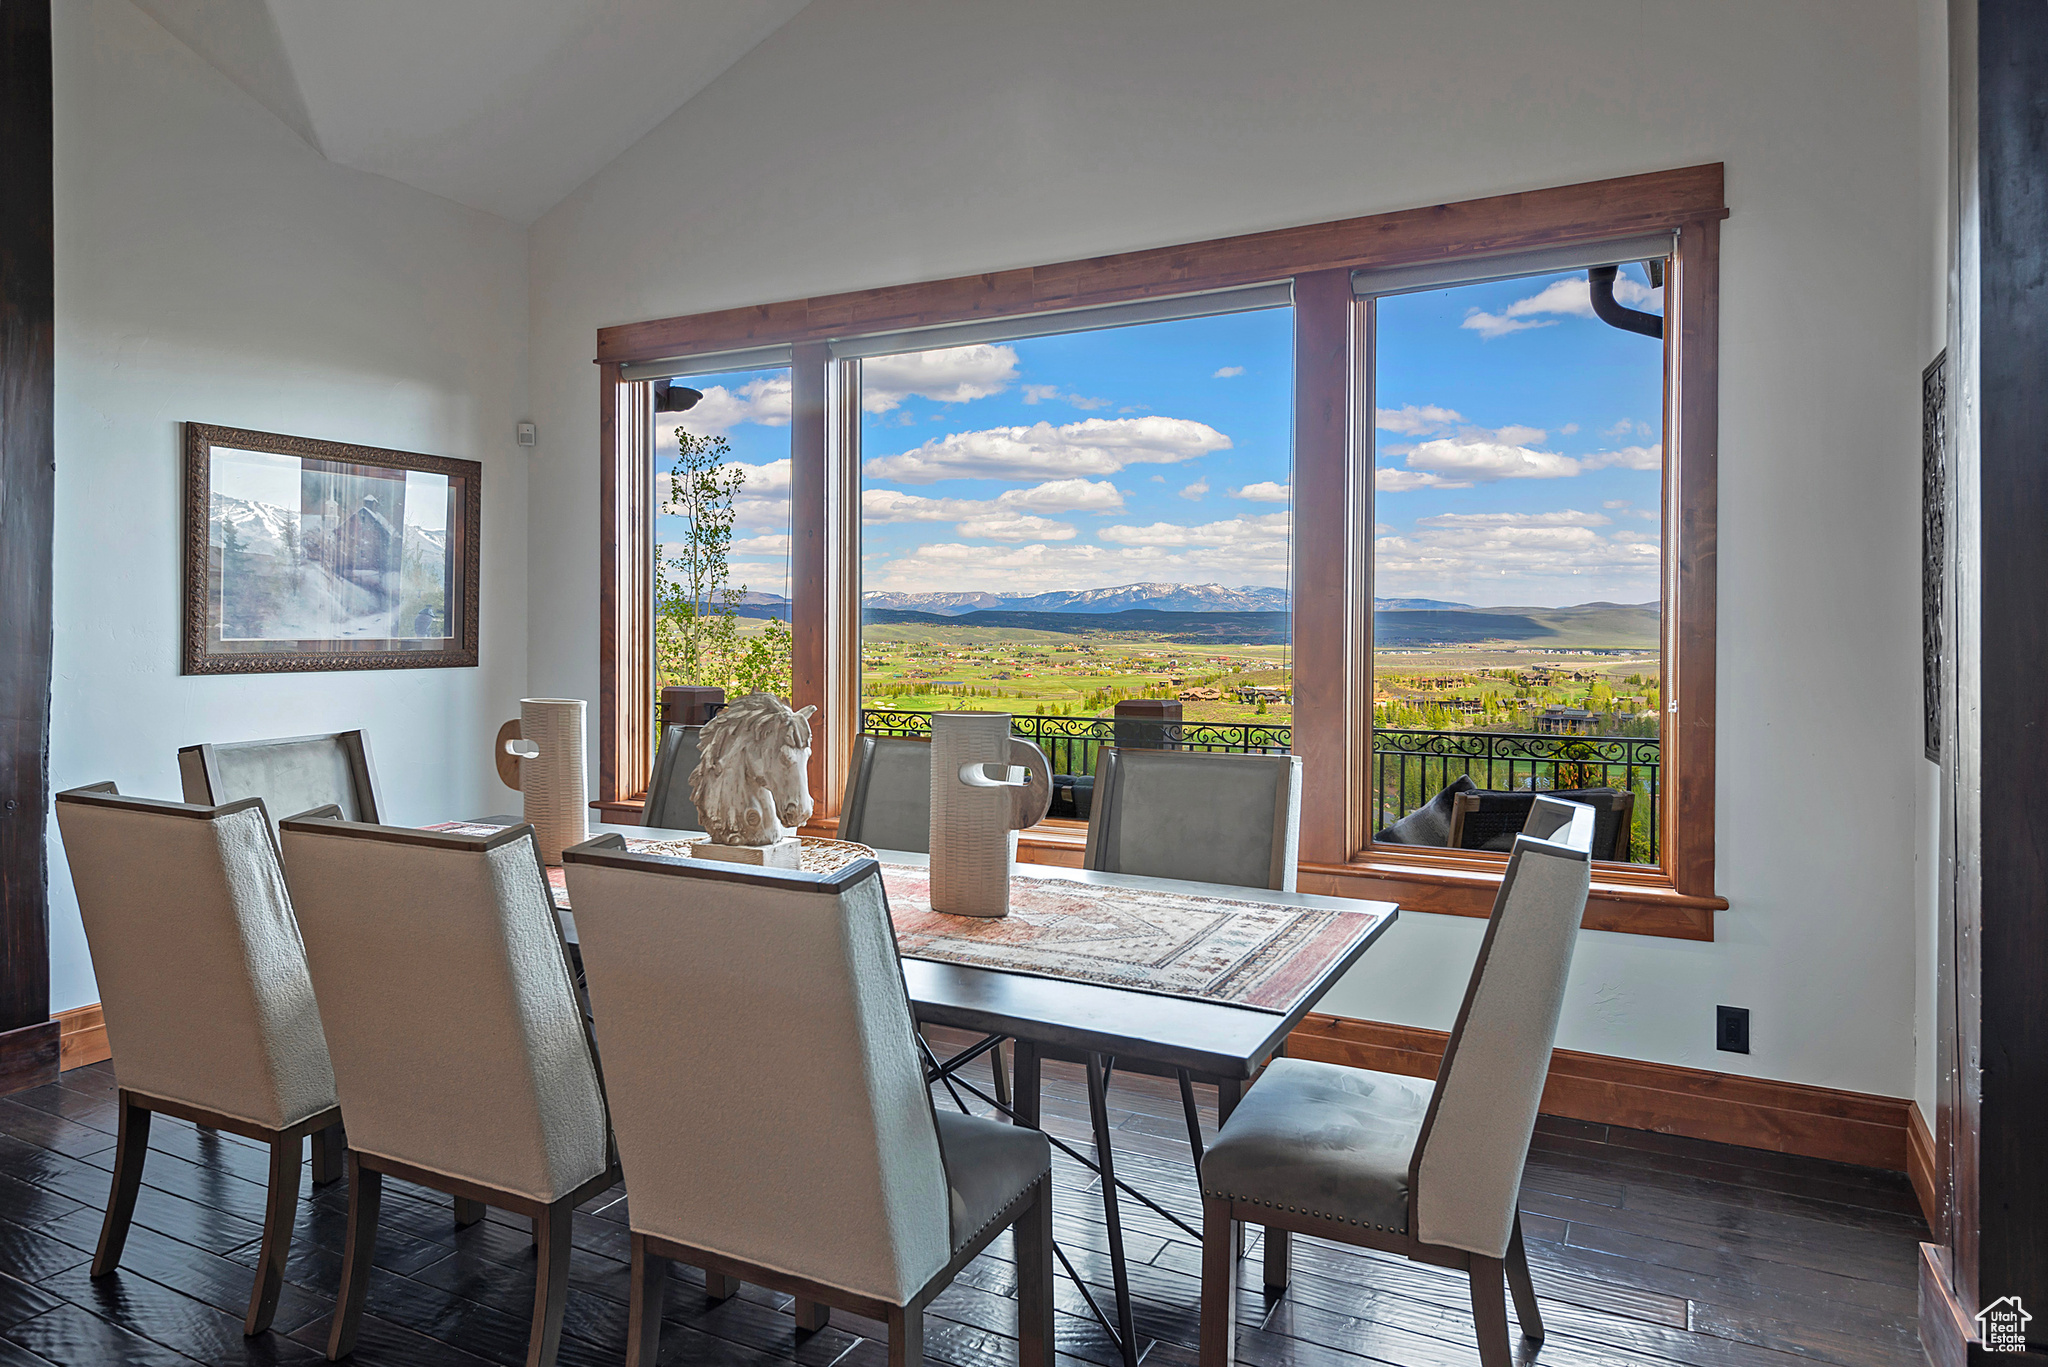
(517, 698, 588, 865)
(930, 712, 1017, 917)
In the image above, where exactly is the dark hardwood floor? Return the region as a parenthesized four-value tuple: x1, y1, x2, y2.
(0, 1040, 1925, 1367)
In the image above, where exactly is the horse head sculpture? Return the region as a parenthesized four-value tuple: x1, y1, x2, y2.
(690, 692, 816, 845)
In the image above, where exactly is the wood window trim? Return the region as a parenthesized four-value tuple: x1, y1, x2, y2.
(594, 164, 1728, 939)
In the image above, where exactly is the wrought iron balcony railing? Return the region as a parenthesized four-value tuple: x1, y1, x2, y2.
(855, 708, 1662, 864)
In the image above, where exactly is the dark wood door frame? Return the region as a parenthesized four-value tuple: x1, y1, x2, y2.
(0, 1, 58, 1095)
(1922, 0, 2048, 1359)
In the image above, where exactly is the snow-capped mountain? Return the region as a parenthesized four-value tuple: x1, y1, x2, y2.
(860, 582, 1290, 615)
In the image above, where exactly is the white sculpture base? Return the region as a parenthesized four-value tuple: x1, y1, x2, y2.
(690, 837, 803, 869)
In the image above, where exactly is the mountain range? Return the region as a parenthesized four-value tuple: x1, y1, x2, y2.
(859, 582, 1289, 615)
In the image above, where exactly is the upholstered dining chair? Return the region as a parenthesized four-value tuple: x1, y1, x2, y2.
(179, 730, 383, 827)
(561, 839, 1054, 1367)
(642, 723, 705, 830)
(278, 815, 615, 1367)
(52, 783, 344, 1337)
(839, 734, 935, 852)
(1084, 747, 1303, 892)
(1196, 797, 1597, 1367)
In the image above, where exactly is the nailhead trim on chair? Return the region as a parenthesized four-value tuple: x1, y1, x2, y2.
(1200, 1188, 1407, 1234)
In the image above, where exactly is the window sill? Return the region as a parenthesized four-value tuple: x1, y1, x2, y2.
(1304, 854, 1722, 940)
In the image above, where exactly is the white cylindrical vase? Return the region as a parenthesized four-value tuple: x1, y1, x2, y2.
(512, 698, 588, 865)
(928, 712, 1051, 918)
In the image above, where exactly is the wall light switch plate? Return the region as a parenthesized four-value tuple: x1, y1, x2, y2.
(1716, 1005, 1750, 1054)
(516, 420, 537, 447)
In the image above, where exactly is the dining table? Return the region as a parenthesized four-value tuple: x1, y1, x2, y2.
(476, 817, 1401, 1366)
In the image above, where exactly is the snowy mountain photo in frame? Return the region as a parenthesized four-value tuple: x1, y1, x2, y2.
(182, 423, 480, 673)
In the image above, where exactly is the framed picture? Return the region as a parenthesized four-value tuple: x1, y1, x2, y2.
(182, 423, 481, 674)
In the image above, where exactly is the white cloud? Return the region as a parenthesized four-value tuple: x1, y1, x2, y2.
(671, 375, 791, 436)
(863, 415, 1232, 483)
(1023, 382, 1109, 410)
(1231, 480, 1290, 502)
(732, 534, 791, 555)
(1213, 365, 1245, 379)
(1375, 404, 1463, 434)
(861, 345, 1018, 412)
(1098, 512, 1290, 549)
(867, 532, 1290, 594)
(1375, 506, 1659, 600)
(1603, 499, 1631, 510)
(1180, 478, 1209, 501)
(1561, 423, 1580, 435)
(1376, 468, 1470, 492)
(1580, 443, 1662, 471)
(1461, 275, 1666, 340)
(1404, 437, 1581, 482)
(1415, 509, 1611, 529)
(658, 460, 792, 532)
(956, 514, 1077, 542)
(861, 478, 1125, 529)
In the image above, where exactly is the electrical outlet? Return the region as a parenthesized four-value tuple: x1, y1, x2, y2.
(1716, 1005, 1750, 1054)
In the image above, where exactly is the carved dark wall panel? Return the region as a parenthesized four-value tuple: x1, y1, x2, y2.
(1923, 351, 1947, 763)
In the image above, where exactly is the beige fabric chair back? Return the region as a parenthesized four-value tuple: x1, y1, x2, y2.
(1084, 748, 1302, 892)
(179, 731, 382, 826)
(840, 735, 934, 853)
(563, 845, 951, 1305)
(278, 818, 607, 1205)
(1410, 796, 1594, 1258)
(53, 784, 336, 1132)
(642, 724, 704, 830)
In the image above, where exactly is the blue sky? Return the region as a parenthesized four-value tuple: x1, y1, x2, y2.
(656, 263, 1663, 608)
(1374, 265, 1665, 607)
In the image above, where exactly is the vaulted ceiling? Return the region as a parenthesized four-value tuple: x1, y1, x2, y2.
(130, 0, 812, 223)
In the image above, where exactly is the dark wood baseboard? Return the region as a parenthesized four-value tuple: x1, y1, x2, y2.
(55, 1004, 107, 1071)
(1286, 1012, 1913, 1173)
(0, 1020, 59, 1098)
(1906, 1100, 1938, 1232)
(1920, 1242, 1971, 1367)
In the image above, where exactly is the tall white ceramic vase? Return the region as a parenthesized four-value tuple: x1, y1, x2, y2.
(504, 698, 588, 865)
(928, 712, 1051, 918)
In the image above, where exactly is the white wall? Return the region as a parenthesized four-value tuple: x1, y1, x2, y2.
(525, 0, 1940, 1097)
(46, 0, 531, 1012)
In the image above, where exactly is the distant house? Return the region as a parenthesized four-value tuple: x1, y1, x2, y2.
(1536, 706, 1604, 735)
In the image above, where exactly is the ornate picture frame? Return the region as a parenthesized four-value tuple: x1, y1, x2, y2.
(182, 423, 482, 674)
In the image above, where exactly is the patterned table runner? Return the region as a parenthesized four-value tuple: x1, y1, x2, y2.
(426, 823, 1378, 1014)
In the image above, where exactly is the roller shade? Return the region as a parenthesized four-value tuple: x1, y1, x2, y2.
(827, 281, 1294, 360)
(619, 344, 795, 384)
(1351, 232, 1676, 299)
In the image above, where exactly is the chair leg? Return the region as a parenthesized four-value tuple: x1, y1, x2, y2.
(244, 1133, 301, 1334)
(626, 1233, 667, 1367)
(991, 1040, 1012, 1110)
(1262, 1228, 1291, 1292)
(887, 1305, 923, 1367)
(528, 1197, 575, 1367)
(311, 1121, 347, 1186)
(704, 1271, 737, 1300)
(328, 1154, 382, 1361)
(1199, 1197, 1239, 1367)
(92, 1094, 151, 1277)
(454, 1196, 486, 1227)
(1504, 1213, 1544, 1341)
(1015, 1175, 1053, 1367)
(1467, 1254, 1512, 1367)
(795, 1298, 831, 1333)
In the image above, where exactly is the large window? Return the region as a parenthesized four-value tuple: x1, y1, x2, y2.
(596, 165, 1726, 937)
(1364, 251, 1668, 865)
(852, 310, 1293, 808)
